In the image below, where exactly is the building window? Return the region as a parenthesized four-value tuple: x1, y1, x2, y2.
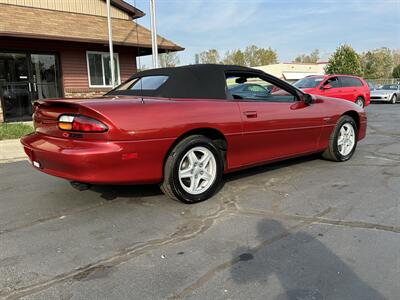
(86, 51, 120, 88)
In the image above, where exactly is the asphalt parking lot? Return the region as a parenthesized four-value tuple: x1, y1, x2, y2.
(0, 104, 399, 300)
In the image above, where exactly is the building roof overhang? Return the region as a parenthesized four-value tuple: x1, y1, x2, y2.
(0, 4, 183, 53)
(107, 0, 145, 19)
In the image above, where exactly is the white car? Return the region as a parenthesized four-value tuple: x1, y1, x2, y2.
(370, 84, 400, 104)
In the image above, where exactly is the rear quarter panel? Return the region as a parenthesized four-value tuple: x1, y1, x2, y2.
(82, 97, 244, 170)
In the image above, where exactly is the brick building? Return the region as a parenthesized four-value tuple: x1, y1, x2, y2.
(0, 0, 183, 122)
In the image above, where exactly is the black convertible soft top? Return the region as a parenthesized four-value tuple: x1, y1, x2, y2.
(107, 64, 299, 99)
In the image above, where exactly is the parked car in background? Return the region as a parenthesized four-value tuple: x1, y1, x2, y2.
(367, 81, 377, 91)
(370, 84, 400, 104)
(21, 65, 367, 203)
(293, 75, 370, 108)
(228, 83, 271, 99)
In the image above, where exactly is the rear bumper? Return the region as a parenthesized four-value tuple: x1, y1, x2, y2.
(20, 133, 174, 184)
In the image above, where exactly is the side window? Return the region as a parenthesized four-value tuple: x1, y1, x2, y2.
(323, 77, 340, 88)
(341, 76, 363, 87)
(353, 78, 363, 87)
(87, 51, 120, 87)
(226, 73, 296, 103)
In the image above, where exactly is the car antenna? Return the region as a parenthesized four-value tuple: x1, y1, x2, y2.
(134, 0, 144, 104)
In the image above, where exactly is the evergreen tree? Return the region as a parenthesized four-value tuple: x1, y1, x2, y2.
(392, 65, 400, 78)
(325, 45, 363, 76)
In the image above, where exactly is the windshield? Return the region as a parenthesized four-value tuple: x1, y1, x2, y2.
(378, 84, 398, 90)
(229, 84, 269, 93)
(293, 76, 324, 88)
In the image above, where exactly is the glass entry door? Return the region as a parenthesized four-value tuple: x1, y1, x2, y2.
(0, 53, 33, 122)
(0, 52, 61, 122)
(31, 54, 61, 100)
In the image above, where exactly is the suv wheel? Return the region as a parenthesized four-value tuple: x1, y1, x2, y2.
(355, 97, 364, 108)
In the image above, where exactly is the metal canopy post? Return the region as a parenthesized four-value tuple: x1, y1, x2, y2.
(106, 0, 116, 87)
(150, 0, 159, 68)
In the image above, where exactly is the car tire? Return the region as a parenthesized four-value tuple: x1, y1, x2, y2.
(390, 94, 397, 104)
(355, 97, 365, 108)
(322, 115, 358, 162)
(160, 135, 224, 203)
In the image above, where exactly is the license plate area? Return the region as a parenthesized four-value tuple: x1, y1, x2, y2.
(25, 148, 42, 169)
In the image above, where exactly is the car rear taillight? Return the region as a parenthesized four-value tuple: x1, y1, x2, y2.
(58, 115, 108, 132)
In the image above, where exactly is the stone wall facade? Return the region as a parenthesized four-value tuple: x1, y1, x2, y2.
(64, 89, 111, 99)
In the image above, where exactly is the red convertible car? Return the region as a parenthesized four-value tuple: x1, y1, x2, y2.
(21, 65, 367, 203)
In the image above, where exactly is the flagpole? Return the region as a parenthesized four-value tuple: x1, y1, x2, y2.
(150, 0, 159, 68)
(106, 0, 116, 87)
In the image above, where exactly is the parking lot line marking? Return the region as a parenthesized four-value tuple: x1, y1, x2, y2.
(365, 155, 398, 162)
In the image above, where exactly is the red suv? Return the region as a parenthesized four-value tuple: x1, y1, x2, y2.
(293, 75, 370, 108)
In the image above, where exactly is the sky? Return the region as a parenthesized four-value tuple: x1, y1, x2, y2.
(126, 0, 400, 67)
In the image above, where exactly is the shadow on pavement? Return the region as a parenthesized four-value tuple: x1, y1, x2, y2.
(230, 219, 385, 300)
(86, 154, 322, 202)
(90, 184, 163, 201)
(224, 153, 321, 183)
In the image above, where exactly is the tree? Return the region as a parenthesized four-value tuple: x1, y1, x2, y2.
(199, 49, 221, 64)
(325, 44, 363, 76)
(159, 52, 180, 68)
(392, 49, 400, 66)
(393, 65, 400, 78)
(243, 45, 278, 67)
(222, 49, 246, 66)
(361, 47, 393, 79)
(294, 49, 320, 63)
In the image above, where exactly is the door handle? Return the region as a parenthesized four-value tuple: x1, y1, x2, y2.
(244, 111, 257, 118)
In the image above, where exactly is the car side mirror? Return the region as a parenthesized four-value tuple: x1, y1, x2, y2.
(303, 94, 313, 105)
(322, 84, 332, 90)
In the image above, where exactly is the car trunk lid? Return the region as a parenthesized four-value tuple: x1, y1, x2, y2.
(33, 97, 143, 140)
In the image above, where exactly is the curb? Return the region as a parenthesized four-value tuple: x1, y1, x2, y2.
(0, 139, 26, 163)
(0, 157, 27, 164)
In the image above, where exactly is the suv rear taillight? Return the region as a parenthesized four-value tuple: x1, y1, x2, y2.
(58, 115, 108, 132)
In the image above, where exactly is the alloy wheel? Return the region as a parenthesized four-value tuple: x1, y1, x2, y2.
(178, 146, 217, 195)
(337, 123, 356, 156)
